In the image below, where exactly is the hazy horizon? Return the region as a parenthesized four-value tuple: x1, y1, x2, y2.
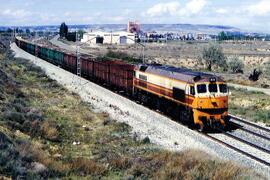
(1, 0, 270, 33)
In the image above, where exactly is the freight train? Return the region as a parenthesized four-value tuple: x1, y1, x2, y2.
(15, 37, 229, 131)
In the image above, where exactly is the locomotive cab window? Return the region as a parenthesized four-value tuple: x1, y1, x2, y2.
(219, 84, 228, 93)
(139, 74, 147, 81)
(209, 83, 218, 93)
(197, 84, 207, 93)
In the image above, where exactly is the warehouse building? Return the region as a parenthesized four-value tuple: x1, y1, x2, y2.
(81, 31, 135, 45)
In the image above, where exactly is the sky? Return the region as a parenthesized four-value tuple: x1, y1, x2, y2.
(1, 0, 270, 33)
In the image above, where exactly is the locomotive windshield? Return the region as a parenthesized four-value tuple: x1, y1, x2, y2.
(196, 83, 228, 94)
(209, 84, 218, 93)
(197, 84, 207, 93)
(219, 84, 228, 93)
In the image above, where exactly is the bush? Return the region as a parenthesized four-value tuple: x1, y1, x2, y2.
(70, 158, 105, 176)
(249, 69, 262, 81)
(263, 62, 270, 77)
(41, 121, 60, 142)
(227, 56, 244, 73)
(202, 44, 227, 71)
(4, 111, 26, 124)
(106, 51, 142, 64)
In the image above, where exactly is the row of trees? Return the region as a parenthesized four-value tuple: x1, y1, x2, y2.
(217, 31, 268, 41)
(1, 28, 30, 34)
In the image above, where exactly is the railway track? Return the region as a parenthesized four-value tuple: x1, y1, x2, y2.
(203, 133, 270, 167)
(203, 115, 270, 167)
(229, 114, 270, 133)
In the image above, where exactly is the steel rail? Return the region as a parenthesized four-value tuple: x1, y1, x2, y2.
(217, 128, 270, 154)
(229, 122, 270, 141)
(229, 114, 270, 133)
(202, 133, 270, 167)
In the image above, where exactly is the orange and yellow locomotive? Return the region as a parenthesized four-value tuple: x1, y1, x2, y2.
(133, 64, 229, 131)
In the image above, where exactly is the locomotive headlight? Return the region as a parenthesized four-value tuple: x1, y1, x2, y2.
(209, 77, 216, 82)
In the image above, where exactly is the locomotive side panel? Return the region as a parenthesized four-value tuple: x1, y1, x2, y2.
(134, 70, 190, 106)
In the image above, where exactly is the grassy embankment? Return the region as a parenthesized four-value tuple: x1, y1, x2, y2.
(0, 50, 263, 179)
(229, 87, 270, 125)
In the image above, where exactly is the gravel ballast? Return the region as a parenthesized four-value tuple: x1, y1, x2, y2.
(11, 43, 270, 177)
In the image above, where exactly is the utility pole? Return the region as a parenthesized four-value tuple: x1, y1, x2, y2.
(76, 30, 81, 77)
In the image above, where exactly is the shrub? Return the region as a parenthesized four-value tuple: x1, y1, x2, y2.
(4, 111, 26, 124)
(227, 56, 244, 73)
(41, 121, 60, 142)
(105, 51, 142, 64)
(70, 158, 105, 176)
(263, 62, 270, 77)
(249, 69, 262, 81)
(109, 156, 131, 170)
(202, 44, 227, 71)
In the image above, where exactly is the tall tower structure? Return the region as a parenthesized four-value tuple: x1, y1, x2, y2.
(128, 21, 140, 34)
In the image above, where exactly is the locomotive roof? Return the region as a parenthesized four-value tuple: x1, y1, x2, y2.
(136, 64, 224, 83)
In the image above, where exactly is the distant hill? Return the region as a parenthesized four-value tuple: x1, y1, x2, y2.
(0, 23, 258, 35)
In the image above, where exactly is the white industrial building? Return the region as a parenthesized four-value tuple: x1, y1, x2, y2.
(81, 31, 135, 45)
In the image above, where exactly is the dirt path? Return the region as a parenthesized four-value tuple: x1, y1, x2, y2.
(228, 83, 270, 96)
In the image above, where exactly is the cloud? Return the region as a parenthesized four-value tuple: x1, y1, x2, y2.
(146, 1, 181, 17)
(1, 9, 32, 18)
(246, 0, 270, 16)
(185, 0, 207, 14)
(216, 8, 228, 14)
(145, 0, 207, 17)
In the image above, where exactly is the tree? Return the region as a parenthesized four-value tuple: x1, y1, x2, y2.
(218, 31, 227, 41)
(6, 28, 13, 33)
(25, 29, 30, 34)
(59, 22, 68, 38)
(227, 56, 244, 73)
(77, 29, 85, 40)
(202, 44, 226, 71)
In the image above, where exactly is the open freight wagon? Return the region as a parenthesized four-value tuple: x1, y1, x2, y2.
(16, 37, 135, 95)
(81, 58, 135, 94)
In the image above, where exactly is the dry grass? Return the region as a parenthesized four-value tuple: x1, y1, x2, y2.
(40, 121, 60, 142)
(151, 150, 254, 180)
(70, 158, 106, 176)
(229, 88, 270, 125)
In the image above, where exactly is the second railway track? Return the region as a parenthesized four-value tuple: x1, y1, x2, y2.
(204, 115, 270, 167)
(203, 133, 270, 167)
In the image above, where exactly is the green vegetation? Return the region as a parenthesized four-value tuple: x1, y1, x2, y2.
(59, 22, 68, 38)
(229, 87, 270, 125)
(202, 43, 227, 71)
(262, 62, 270, 77)
(101, 50, 143, 64)
(227, 56, 244, 73)
(0, 51, 262, 179)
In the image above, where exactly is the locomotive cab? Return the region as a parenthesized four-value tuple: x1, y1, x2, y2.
(192, 77, 229, 131)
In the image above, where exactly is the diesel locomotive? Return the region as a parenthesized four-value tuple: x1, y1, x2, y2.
(15, 37, 229, 131)
(134, 64, 229, 131)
